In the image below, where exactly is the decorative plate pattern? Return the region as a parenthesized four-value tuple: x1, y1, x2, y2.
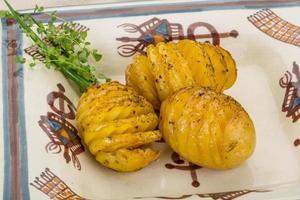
(1, 1, 300, 199)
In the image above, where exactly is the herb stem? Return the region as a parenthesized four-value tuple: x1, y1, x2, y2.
(4, 0, 110, 93)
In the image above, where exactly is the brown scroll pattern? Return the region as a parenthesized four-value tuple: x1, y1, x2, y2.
(117, 17, 238, 57)
(30, 168, 84, 200)
(197, 189, 270, 200)
(248, 9, 300, 47)
(165, 152, 202, 188)
(38, 84, 85, 170)
(279, 62, 300, 123)
(135, 189, 270, 199)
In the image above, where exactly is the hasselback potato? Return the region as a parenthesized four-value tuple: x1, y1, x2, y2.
(126, 40, 237, 109)
(160, 87, 255, 169)
(76, 81, 161, 172)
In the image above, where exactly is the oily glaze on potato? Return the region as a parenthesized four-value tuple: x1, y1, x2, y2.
(76, 81, 161, 172)
(160, 87, 255, 169)
(125, 40, 237, 109)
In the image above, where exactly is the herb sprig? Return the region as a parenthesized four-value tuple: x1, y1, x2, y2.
(4, 0, 110, 92)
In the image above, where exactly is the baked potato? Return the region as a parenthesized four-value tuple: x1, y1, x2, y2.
(126, 40, 237, 109)
(76, 81, 161, 172)
(160, 86, 255, 169)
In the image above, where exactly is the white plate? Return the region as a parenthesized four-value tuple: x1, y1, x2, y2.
(1, 1, 300, 199)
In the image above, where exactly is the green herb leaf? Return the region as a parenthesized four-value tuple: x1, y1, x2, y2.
(50, 14, 56, 23)
(78, 50, 88, 63)
(34, 5, 44, 13)
(15, 56, 26, 64)
(0, 10, 11, 18)
(92, 51, 102, 62)
(4, 0, 110, 92)
(81, 31, 87, 40)
(29, 62, 36, 67)
(34, 5, 38, 13)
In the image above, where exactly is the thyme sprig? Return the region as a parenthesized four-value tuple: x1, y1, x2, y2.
(4, 0, 110, 92)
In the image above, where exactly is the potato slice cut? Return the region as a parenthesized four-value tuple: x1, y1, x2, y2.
(126, 55, 160, 110)
(82, 113, 159, 144)
(89, 130, 161, 154)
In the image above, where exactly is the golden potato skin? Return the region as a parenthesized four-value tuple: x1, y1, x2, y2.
(215, 45, 237, 90)
(76, 81, 161, 172)
(160, 87, 255, 169)
(126, 55, 161, 110)
(147, 42, 195, 102)
(176, 40, 216, 89)
(125, 40, 237, 108)
(96, 148, 160, 172)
